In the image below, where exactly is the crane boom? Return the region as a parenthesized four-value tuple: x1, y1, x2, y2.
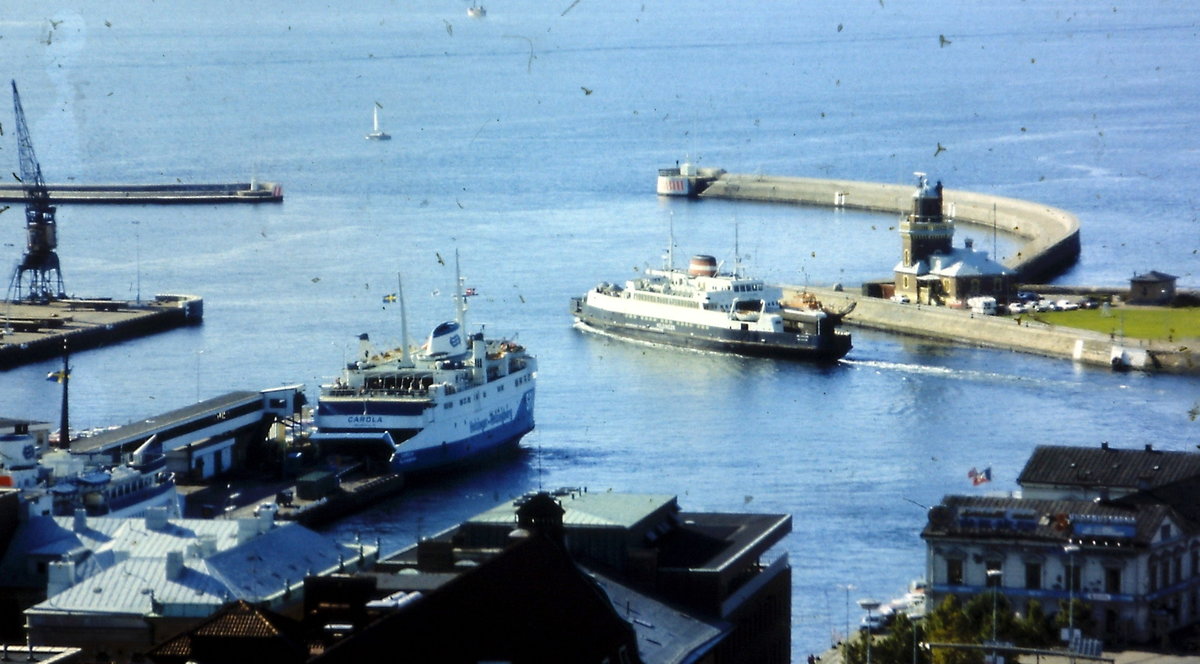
(7, 80, 65, 302)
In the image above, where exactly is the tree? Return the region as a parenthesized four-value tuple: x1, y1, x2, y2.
(924, 596, 982, 664)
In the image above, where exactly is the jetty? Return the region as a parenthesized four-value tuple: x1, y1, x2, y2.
(698, 173, 1197, 374)
(0, 181, 282, 204)
(0, 294, 202, 369)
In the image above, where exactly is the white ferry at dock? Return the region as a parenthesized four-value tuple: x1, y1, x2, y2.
(310, 259, 536, 475)
(571, 252, 851, 361)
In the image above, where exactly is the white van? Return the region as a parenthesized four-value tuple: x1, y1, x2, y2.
(967, 296, 997, 315)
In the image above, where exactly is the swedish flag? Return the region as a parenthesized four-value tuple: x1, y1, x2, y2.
(382, 293, 398, 303)
(46, 369, 70, 383)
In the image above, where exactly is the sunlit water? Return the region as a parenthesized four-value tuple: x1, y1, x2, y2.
(4, 1, 1199, 658)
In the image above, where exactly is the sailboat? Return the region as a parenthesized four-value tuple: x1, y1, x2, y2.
(467, 2, 486, 17)
(366, 103, 391, 141)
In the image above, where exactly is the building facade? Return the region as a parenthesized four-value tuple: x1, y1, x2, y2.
(923, 444, 1200, 648)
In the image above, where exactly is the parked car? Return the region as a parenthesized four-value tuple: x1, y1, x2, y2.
(1057, 299, 1080, 311)
(1017, 290, 1041, 302)
(1005, 302, 1026, 315)
(890, 294, 911, 304)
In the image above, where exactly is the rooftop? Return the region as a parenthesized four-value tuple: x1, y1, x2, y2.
(1017, 444, 1200, 492)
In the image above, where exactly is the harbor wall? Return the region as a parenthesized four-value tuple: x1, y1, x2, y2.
(697, 173, 1193, 373)
(701, 174, 1081, 282)
(0, 295, 203, 369)
(786, 285, 1198, 374)
(0, 182, 282, 204)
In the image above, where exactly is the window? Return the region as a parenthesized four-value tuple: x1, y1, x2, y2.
(947, 559, 964, 585)
(1025, 562, 1042, 590)
(1106, 567, 1121, 594)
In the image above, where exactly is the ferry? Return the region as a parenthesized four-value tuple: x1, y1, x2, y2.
(571, 252, 851, 361)
(0, 432, 180, 518)
(310, 260, 536, 474)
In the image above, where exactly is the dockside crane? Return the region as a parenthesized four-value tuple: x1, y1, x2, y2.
(8, 80, 65, 303)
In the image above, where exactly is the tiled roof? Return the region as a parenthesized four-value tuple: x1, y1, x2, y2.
(148, 599, 309, 662)
(1017, 444, 1200, 491)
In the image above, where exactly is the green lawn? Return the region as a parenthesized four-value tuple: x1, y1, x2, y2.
(1015, 307, 1200, 341)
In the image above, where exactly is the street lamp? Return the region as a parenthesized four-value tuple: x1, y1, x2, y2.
(987, 568, 1003, 661)
(1064, 543, 1081, 651)
(838, 584, 856, 651)
(858, 598, 881, 664)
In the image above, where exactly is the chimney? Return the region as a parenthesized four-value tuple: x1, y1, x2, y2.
(73, 509, 87, 532)
(145, 506, 169, 530)
(1101, 441, 1109, 451)
(1145, 444, 1154, 452)
(47, 560, 76, 596)
(166, 550, 184, 580)
(516, 492, 566, 545)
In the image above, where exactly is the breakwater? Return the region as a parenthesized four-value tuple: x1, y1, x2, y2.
(0, 295, 203, 369)
(0, 181, 282, 204)
(701, 173, 1080, 282)
(703, 173, 1196, 374)
(786, 286, 1196, 374)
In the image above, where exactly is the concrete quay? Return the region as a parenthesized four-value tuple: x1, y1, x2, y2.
(699, 172, 1195, 373)
(0, 181, 283, 204)
(701, 173, 1080, 282)
(785, 285, 1198, 374)
(0, 294, 202, 369)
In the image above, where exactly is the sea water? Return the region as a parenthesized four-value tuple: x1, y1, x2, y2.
(3, 1, 1199, 658)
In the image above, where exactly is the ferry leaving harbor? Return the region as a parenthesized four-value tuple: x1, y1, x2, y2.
(310, 260, 536, 474)
(571, 252, 852, 361)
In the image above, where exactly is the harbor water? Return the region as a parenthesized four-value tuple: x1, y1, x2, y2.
(4, 1, 1199, 659)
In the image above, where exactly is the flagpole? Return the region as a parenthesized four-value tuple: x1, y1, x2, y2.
(59, 340, 70, 449)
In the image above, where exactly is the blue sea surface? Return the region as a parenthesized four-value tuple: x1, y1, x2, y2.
(4, 1, 1199, 659)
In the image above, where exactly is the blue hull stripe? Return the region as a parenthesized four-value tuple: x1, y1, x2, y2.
(391, 392, 534, 473)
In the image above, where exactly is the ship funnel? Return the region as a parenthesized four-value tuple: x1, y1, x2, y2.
(357, 334, 372, 364)
(688, 255, 717, 277)
(424, 321, 467, 359)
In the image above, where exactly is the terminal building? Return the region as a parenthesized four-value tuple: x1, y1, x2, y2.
(922, 443, 1200, 649)
(893, 174, 1015, 307)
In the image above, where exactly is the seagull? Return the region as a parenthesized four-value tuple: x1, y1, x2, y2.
(939, 34, 951, 47)
(580, 86, 592, 95)
(934, 142, 947, 156)
(436, 252, 445, 266)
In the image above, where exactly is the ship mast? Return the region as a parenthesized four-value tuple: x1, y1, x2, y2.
(397, 272, 413, 367)
(666, 211, 675, 271)
(453, 249, 466, 333)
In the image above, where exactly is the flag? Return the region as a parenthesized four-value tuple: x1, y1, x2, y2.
(46, 369, 70, 383)
(464, 287, 478, 297)
(968, 466, 992, 486)
(382, 293, 397, 303)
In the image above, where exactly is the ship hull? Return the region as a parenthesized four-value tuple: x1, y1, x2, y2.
(571, 297, 850, 361)
(313, 380, 536, 475)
